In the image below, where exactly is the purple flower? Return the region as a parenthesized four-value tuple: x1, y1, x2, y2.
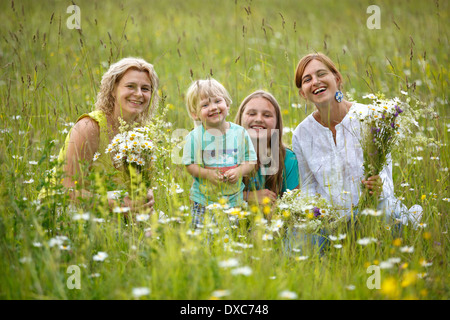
(313, 207, 321, 217)
(391, 122, 395, 128)
(394, 105, 403, 115)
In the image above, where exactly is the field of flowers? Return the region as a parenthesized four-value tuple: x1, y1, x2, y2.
(0, 0, 448, 302)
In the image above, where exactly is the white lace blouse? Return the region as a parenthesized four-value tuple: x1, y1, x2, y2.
(292, 103, 394, 211)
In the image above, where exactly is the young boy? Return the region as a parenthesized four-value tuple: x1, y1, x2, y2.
(182, 78, 257, 228)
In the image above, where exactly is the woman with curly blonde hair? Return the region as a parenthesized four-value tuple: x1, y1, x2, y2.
(40, 57, 159, 213)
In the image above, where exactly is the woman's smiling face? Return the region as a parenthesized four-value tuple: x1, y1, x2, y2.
(241, 97, 277, 140)
(113, 69, 153, 122)
(299, 59, 341, 106)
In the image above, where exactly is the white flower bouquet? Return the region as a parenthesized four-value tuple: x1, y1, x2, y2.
(350, 92, 421, 209)
(275, 189, 343, 234)
(105, 120, 158, 189)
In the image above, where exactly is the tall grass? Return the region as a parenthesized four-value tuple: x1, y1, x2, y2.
(0, 0, 448, 300)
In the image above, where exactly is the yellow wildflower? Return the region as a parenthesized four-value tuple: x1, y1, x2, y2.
(381, 277, 400, 299)
(393, 238, 402, 247)
(401, 271, 417, 288)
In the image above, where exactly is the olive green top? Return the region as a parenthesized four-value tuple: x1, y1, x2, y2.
(39, 110, 127, 199)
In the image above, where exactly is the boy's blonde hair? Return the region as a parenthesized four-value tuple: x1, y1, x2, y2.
(186, 78, 232, 120)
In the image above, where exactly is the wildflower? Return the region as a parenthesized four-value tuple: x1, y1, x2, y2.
(381, 277, 400, 298)
(88, 273, 101, 278)
(19, 257, 32, 264)
(113, 206, 130, 213)
(186, 229, 201, 236)
(417, 223, 427, 228)
(262, 197, 271, 205)
(423, 232, 431, 240)
(231, 266, 252, 276)
(419, 259, 433, 267)
(313, 207, 321, 217)
(48, 236, 69, 248)
(282, 210, 290, 218)
(400, 246, 414, 253)
(211, 290, 230, 299)
(279, 290, 298, 299)
(218, 258, 239, 268)
(346, 285, 356, 291)
(136, 214, 150, 222)
(262, 234, 273, 241)
(132, 287, 151, 299)
(93, 251, 108, 261)
(379, 261, 394, 269)
(225, 207, 241, 216)
(93, 152, 100, 161)
(363, 93, 377, 99)
(23, 179, 34, 184)
(357, 237, 377, 245)
(73, 213, 90, 221)
(388, 257, 401, 264)
(401, 271, 417, 287)
(338, 233, 347, 240)
(392, 238, 402, 246)
(361, 208, 383, 216)
(295, 256, 309, 261)
(28, 160, 38, 165)
(59, 244, 71, 251)
(32, 242, 43, 247)
(206, 203, 222, 210)
(333, 244, 343, 249)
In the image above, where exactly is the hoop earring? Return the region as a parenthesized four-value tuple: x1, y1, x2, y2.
(335, 91, 344, 103)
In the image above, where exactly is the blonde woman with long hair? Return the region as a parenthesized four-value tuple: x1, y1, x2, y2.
(40, 57, 159, 213)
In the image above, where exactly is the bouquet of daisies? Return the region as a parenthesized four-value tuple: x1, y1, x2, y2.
(275, 189, 343, 234)
(105, 120, 158, 189)
(350, 92, 420, 210)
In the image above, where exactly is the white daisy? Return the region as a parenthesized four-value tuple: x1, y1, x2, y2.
(93, 251, 108, 261)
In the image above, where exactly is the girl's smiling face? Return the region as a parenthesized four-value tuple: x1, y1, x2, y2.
(241, 97, 277, 140)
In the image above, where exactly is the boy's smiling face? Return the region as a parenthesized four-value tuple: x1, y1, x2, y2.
(194, 95, 229, 130)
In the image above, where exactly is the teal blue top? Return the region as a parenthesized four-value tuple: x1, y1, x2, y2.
(182, 122, 258, 207)
(246, 148, 299, 195)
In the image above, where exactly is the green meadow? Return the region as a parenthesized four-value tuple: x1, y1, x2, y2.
(0, 0, 448, 300)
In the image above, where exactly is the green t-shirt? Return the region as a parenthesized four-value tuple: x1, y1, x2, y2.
(182, 123, 257, 207)
(246, 148, 299, 195)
